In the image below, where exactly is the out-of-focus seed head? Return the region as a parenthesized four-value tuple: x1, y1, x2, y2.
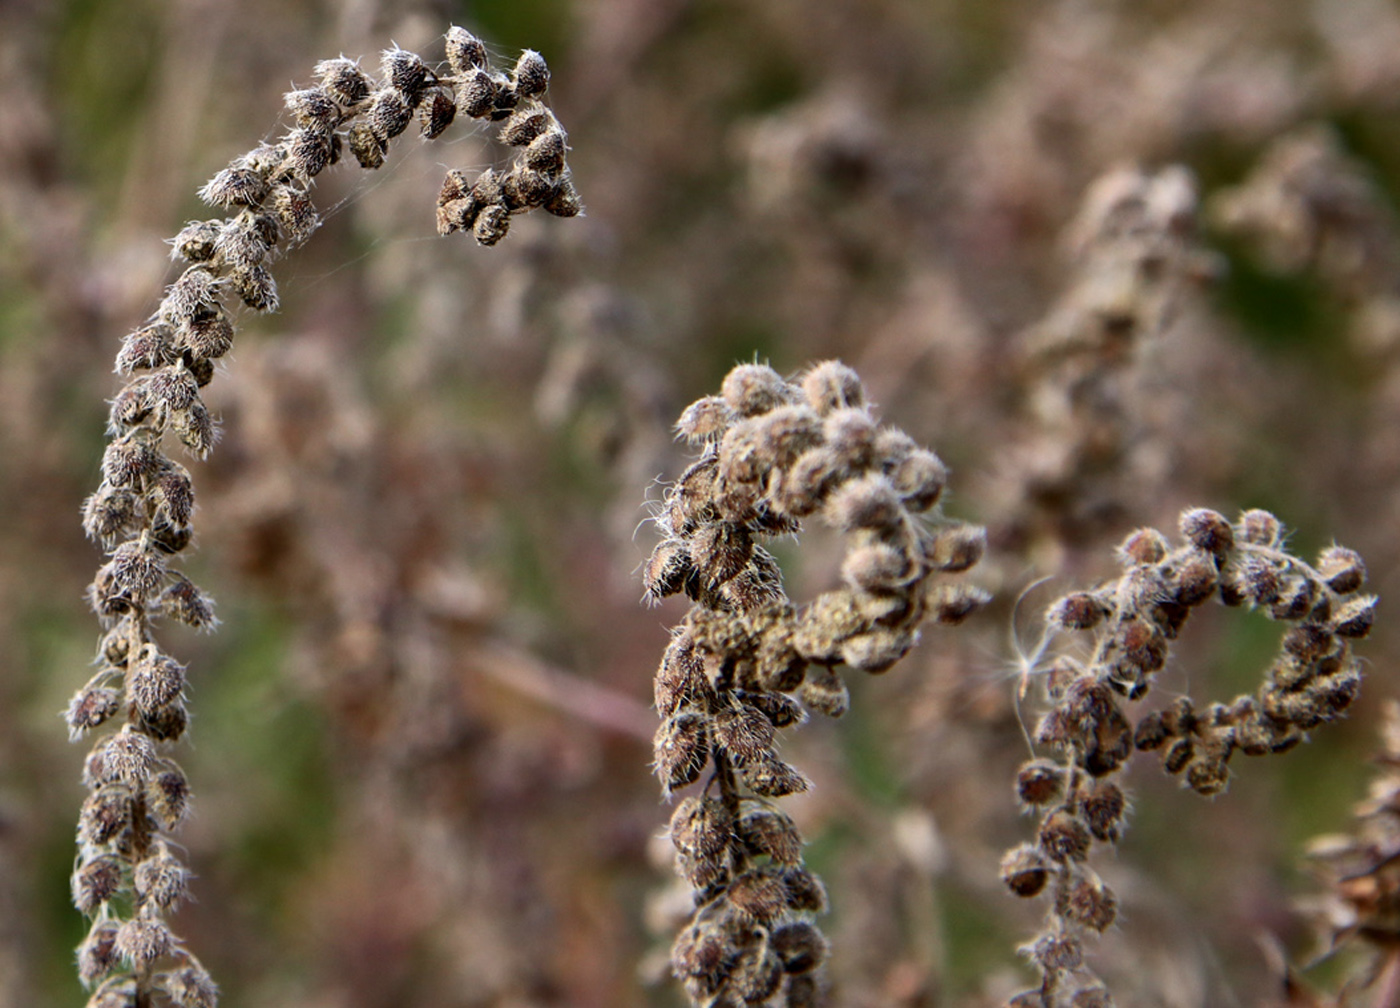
(161, 576, 217, 630)
(77, 919, 120, 987)
(824, 474, 903, 533)
(1016, 758, 1065, 806)
(1238, 508, 1283, 546)
(1050, 592, 1108, 630)
(445, 26, 488, 73)
(1001, 843, 1051, 897)
(1180, 508, 1234, 554)
(130, 644, 186, 715)
(1170, 554, 1218, 606)
(841, 541, 913, 593)
(823, 407, 877, 469)
(722, 364, 793, 418)
(134, 843, 191, 909)
(926, 523, 987, 573)
(348, 122, 386, 169)
(1081, 780, 1127, 841)
(799, 664, 849, 717)
(780, 866, 828, 912)
(78, 784, 132, 846)
(66, 685, 121, 740)
(676, 396, 736, 444)
(160, 964, 220, 1008)
(771, 922, 828, 975)
(800, 360, 864, 415)
(513, 49, 550, 96)
(1117, 527, 1168, 566)
(887, 448, 947, 512)
(72, 854, 123, 914)
(1038, 808, 1092, 862)
(231, 264, 279, 312)
(727, 869, 789, 924)
(1318, 545, 1367, 595)
(1056, 874, 1117, 931)
(713, 704, 776, 765)
(314, 57, 370, 106)
(83, 488, 137, 548)
(148, 767, 192, 830)
(106, 726, 158, 785)
(738, 806, 803, 864)
(1332, 595, 1378, 638)
(114, 913, 173, 969)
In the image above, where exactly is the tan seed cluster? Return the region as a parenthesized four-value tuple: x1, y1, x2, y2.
(644, 361, 987, 1006)
(1004, 508, 1375, 1006)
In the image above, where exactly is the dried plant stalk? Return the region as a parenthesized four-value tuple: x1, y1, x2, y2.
(70, 27, 578, 1005)
(1002, 509, 1376, 1007)
(643, 360, 988, 1006)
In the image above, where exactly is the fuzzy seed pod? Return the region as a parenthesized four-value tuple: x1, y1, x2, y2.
(147, 768, 192, 830)
(513, 49, 550, 96)
(714, 704, 776, 764)
(780, 866, 828, 912)
(420, 90, 457, 138)
(742, 753, 810, 797)
(1027, 932, 1083, 972)
(1332, 595, 1378, 638)
(161, 964, 219, 1008)
(284, 87, 339, 128)
(66, 683, 121, 739)
(456, 67, 497, 118)
(523, 129, 567, 173)
(348, 122, 386, 169)
(800, 360, 864, 415)
(77, 919, 120, 986)
(134, 845, 192, 909)
(1238, 508, 1282, 545)
(114, 913, 173, 969)
(799, 664, 849, 717)
(1080, 781, 1127, 841)
(841, 541, 914, 593)
(490, 78, 520, 119)
(382, 47, 431, 102)
(1001, 843, 1051, 897)
(231, 264, 278, 312)
(655, 711, 710, 792)
(669, 796, 729, 861)
(367, 89, 412, 141)
(116, 321, 178, 373)
(172, 220, 222, 262)
(1038, 808, 1092, 862)
(1118, 527, 1168, 565)
(1055, 874, 1117, 932)
(198, 166, 269, 208)
(314, 57, 370, 105)
(887, 448, 947, 512)
(500, 107, 551, 146)
(72, 854, 123, 914)
(1049, 592, 1108, 630)
(77, 784, 132, 846)
(722, 365, 793, 418)
(445, 26, 488, 73)
(83, 488, 138, 548)
(148, 367, 201, 416)
(501, 167, 555, 209)
(473, 204, 511, 246)
(926, 524, 987, 573)
(1180, 508, 1234, 554)
(109, 540, 168, 602)
(1016, 759, 1065, 806)
(738, 807, 803, 864)
(544, 177, 584, 217)
(105, 726, 158, 785)
(1317, 545, 1366, 594)
(130, 645, 186, 714)
(770, 922, 828, 974)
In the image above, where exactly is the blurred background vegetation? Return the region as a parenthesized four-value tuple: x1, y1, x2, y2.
(4, 0, 1400, 1004)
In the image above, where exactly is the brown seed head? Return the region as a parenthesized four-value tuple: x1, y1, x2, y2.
(114, 913, 173, 968)
(1318, 545, 1366, 595)
(77, 919, 120, 987)
(72, 855, 123, 913)
(1180, 508, 1234, 554)
(1015, 759, 1065, 806)
(1001, 843, 1051, 897)
(513, 49, 550, 96)
(1117, 527, 1168, 565)
(67, 686, 121, 740)
(161, 964, 220, 1008)
(1056, 874, 1117, 931)
(1238, 508, 1282, 546)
